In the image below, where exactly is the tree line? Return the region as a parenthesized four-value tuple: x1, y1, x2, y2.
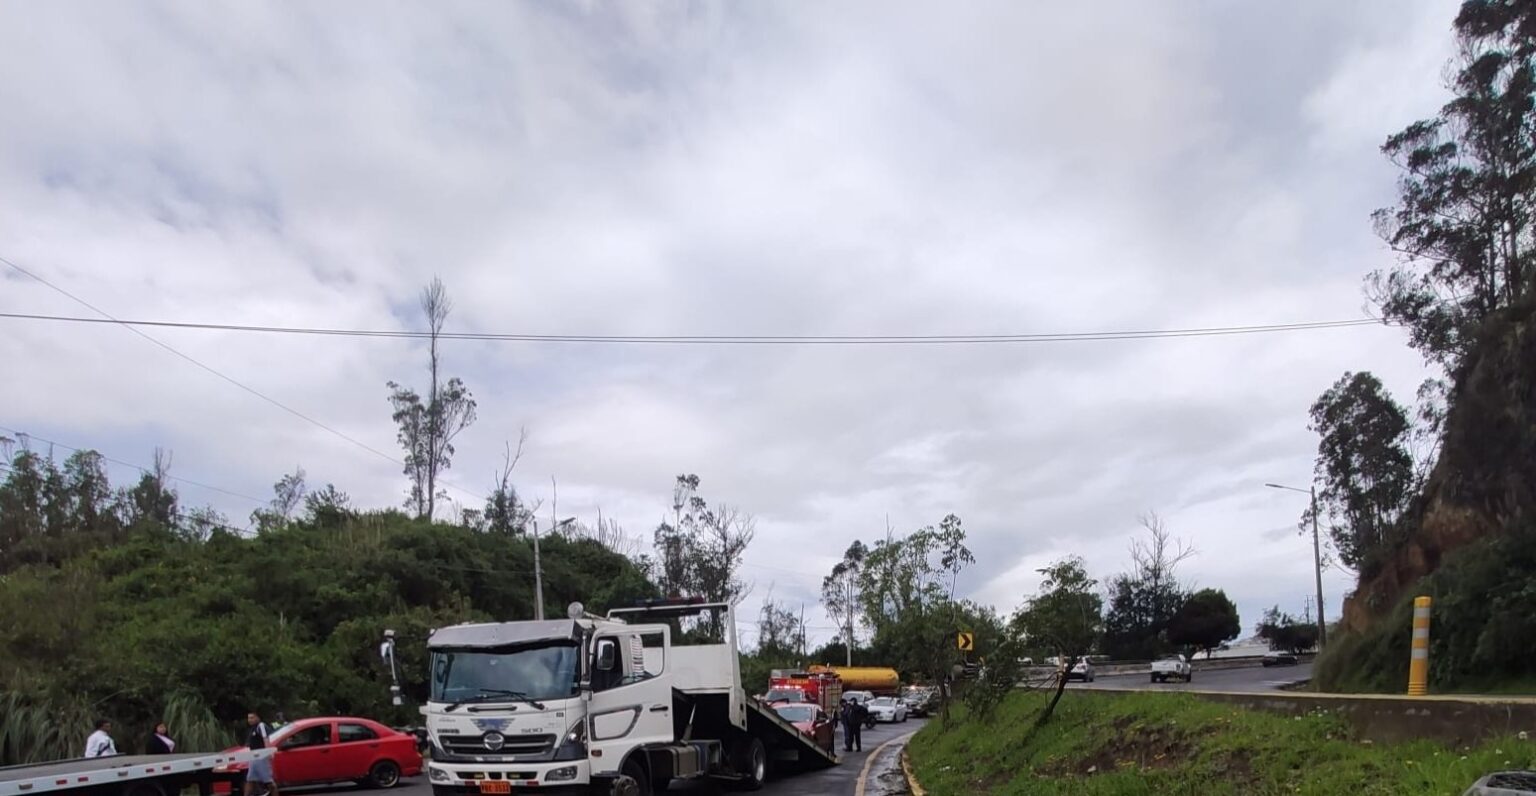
(1301, 2, 1536, 690)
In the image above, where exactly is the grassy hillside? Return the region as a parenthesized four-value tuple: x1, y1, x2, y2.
(908, 691, 1531, 796)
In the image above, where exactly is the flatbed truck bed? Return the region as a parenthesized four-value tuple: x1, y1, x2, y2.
(0, 749, 267, 796)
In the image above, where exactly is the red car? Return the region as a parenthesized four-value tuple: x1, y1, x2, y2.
(771, 701, 836, 753)
(214, 717, 422, 791)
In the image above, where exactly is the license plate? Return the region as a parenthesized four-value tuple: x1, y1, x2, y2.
(479, 782, 512, 794)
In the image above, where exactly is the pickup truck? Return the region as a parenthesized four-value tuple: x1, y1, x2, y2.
(1150, 655, 1192, 683)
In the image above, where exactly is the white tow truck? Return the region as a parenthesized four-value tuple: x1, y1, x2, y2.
(397, 598, 836, 796)
(0, 749, 269, 796)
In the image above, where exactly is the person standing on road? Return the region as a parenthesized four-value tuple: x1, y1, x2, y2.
(839, 699, 863, 752)
(146, 722, 175, 754)
(243, 712, 279, 796)
(84, 719, 117, 758)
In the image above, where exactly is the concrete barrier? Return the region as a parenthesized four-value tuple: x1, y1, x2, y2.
(1023, 655, 1314, 679)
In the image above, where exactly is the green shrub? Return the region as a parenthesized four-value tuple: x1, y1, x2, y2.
(1314, 523, 1536, 693)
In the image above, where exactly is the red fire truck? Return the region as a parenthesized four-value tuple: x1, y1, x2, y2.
(764, 669, 844, 713)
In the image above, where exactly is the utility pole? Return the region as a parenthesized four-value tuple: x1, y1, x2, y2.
(1266, 483, 1327, 650)
(1309, 485, 1327, 648)
(533, 515, 545, 621)
(799, 603, 806, 661)
(534, 477, 577, 621)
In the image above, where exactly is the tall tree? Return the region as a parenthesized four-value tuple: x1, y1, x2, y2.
(647, 475, 755, 606)
(1166, 588, 1241, 660)
(853, 516, 976, 713)
(1100, 513, 1193, 660)
(120, 449, 178, 530)
(1255, 606, 1319, 655)
(1369, 4, 1536, 372)
(1013, 557, 1102, 724)
(60, 451, 115, 540)
(388, 277, 477, 521)
(0, 450, 48, 571)
(820, 540, 868, 666)
(251, 467, 307, 533)
(483, 435, 527, 535)
(1309, 372, 1415, 573)
(754, 594, 802, 662)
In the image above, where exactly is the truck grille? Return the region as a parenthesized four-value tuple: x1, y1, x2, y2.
(439, 733, 557, 759)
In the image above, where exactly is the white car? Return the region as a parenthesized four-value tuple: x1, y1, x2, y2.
(842, 690, 874, 706)
(866, 696, 909, 723)
(1151, 655, 1192, 683)
(1063, 659, 1095, 682)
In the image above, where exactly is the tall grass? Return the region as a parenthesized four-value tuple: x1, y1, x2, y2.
(0, 691, 96, 765)
(0, 691, 230, 765)
(159, 691, 231, 753)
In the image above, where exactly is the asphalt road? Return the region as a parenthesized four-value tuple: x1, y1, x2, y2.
(358, 718, 925, 796)
(1073, 662, 1312, 693)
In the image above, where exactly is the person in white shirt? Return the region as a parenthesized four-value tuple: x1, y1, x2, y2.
(84, 719, 117, 758)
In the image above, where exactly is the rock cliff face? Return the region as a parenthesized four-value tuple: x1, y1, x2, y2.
(1342, 307, 1536, 633)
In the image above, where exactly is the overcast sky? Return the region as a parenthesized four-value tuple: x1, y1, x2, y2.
(0, 1, 1460, 649)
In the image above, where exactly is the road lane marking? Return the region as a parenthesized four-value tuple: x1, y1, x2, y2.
(854, 731, 916, 796)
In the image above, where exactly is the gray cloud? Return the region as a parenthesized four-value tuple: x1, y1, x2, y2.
(0, 0, 1457, 644)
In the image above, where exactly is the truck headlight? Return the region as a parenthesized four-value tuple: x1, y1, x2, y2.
(428, 766, 451, 783)
(552, 721, 587, 761)
(547, 766, 579, 782)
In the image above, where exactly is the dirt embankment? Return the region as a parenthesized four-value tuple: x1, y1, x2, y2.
(1343, 308, 1536, 632)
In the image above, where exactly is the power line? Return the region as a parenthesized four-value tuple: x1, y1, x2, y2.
(0, 424, 266, 505)
(0, 310, 1386, 345)
(1, 256, 488, 505)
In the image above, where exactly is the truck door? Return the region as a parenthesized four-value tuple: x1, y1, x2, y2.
(587, 626, 673, 774)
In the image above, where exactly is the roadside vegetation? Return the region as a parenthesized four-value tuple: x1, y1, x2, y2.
(909, 690, 1532, 796)
(0, 464, 655, 764)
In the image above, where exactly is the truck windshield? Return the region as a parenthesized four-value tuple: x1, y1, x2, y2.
(431, 644, 580, 703)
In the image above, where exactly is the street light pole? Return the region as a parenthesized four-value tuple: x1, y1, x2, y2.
(1266, 483, 1328, 650)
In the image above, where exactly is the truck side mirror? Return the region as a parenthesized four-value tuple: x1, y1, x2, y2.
(596, 639, 617, 672)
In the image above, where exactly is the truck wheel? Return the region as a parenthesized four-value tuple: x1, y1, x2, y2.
(126, 782, 168, 796)
(1150, 674, 1158, 683)
(1185, 672, 1193, 683)
(368, 760, 402, 789)
(732, 738, 767, 791)
(617, 757, 651, 796)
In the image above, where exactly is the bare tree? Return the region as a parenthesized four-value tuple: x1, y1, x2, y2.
(483, 431, 527, 534)
(388, 277, 477, 520)
(560, 508, 643, 559)
(1130, 513, 1195, 590)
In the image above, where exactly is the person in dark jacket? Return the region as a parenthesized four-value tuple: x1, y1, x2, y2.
(839, 699, 865, 752)
(146, 722, 175, 754)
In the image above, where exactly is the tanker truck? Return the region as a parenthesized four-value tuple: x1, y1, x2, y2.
(806, 665, 900, 696)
